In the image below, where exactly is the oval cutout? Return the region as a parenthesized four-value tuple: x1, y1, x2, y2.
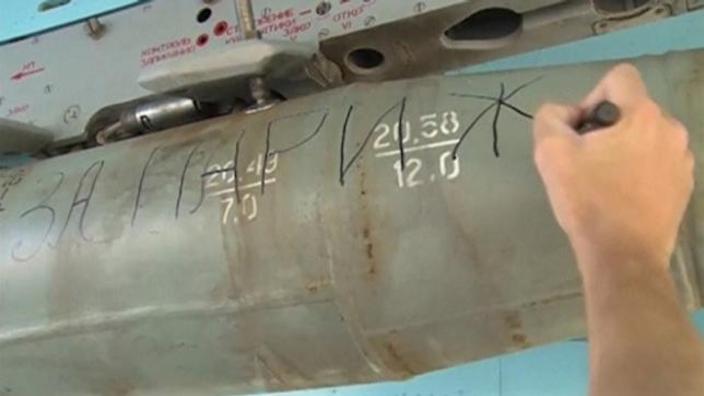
(444, 8, 522, 42)
(38, 0, 71, 12)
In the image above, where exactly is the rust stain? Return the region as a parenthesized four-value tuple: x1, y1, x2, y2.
(306, 284, 319, 293)
(384, 340, 416, 376)
(504, 311, 531, 348)
(304, 278, 331, 294)
(504, 311, 522, 331)
(367, 242, 376, 260)
(512, 333, 530, 347)
(362, 227, 374, 265)
(359, 170, 377, 277)
(305, 280, 322, 294)
(366, 243, 374, 261)
(364, 241, 376, 275)
(520, 291, 582, 310)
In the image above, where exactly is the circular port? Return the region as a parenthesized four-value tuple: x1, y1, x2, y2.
(196, 33, 210, 47)
(197, 7, 213, 23)
(214, 21, 229, 36)
(346, 48, 385, 74)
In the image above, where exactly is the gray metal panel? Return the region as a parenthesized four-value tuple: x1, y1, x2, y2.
(0, 50, 702, 395)
(0, 0, 689, 145)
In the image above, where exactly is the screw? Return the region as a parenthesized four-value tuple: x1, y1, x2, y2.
(413, 2, 426, 13)
(316, 1, 332, 16)
(44, 84, 52, 94)
(250, 77, 271, 107)
(318, 28, 330, 39)
(85, 17, 106, 39)
(63, 105, 81, 124)
(364, 16, 376, 26)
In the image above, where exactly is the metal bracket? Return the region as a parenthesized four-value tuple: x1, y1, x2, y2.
(593, 2, 673, 34)
(0, 119, 53, 154)
(319, 0, 604, 83)
(138, 39, 318, 102)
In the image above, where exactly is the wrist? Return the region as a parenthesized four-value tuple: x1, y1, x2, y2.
(571, 237, 671, 282)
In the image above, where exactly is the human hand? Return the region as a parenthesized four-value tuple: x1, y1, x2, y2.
(533, 64, 694, 271)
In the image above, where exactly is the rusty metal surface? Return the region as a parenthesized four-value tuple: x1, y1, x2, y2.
(0, 50, 703, 395)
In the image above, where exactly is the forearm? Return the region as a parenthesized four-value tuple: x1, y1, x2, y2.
(579, 249, 704, 396)
(534, 65, 702, 394)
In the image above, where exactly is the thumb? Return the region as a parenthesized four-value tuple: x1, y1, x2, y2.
(533, 102, 582, 145)
(581, 63, 649, 114)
